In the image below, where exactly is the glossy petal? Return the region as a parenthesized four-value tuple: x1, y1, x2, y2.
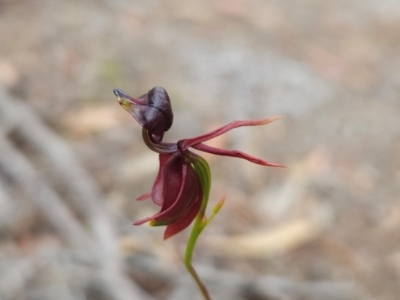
(136, 153, 172, 203)
(137, 87, 173, 143)
(154, 153, 186, 222)
(154, 161, 201, 224)
(163, 196, 202, 240)
(133, 152, 184, 225)
(133, 153, 202, 226)
(114, 87, 173, 143)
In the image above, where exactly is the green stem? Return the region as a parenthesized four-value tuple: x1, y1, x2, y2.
(184, 152, 212, 300)
(184, 213, 211, 300)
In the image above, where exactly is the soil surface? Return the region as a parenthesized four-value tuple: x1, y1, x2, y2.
(0, 1, 399, 299)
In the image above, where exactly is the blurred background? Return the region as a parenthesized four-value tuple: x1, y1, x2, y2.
(0, 0, 399, 299)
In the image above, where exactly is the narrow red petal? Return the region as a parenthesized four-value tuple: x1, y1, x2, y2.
(134, 159, 203, 229)
(178, 116, 283, 151)
(136, 193, 151, 201)
(133, 217, 152, 226)
(193, 143, 286, 168)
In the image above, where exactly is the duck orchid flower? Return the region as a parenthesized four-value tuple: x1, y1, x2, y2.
(114, 86, 283, 239)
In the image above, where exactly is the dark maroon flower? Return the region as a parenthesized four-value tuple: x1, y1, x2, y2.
(134, 152, 203, 239)
(114, 87, 283, 239)
(114, 86, 173, 143)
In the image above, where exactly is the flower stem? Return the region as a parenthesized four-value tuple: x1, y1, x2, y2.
(184, 213, 211, 300)
(184, 152, 213, 300)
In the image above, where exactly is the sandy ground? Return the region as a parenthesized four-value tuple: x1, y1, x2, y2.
(0, 0, 400, 299)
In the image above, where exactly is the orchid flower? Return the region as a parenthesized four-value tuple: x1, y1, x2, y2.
(114, 86, 284, 299)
